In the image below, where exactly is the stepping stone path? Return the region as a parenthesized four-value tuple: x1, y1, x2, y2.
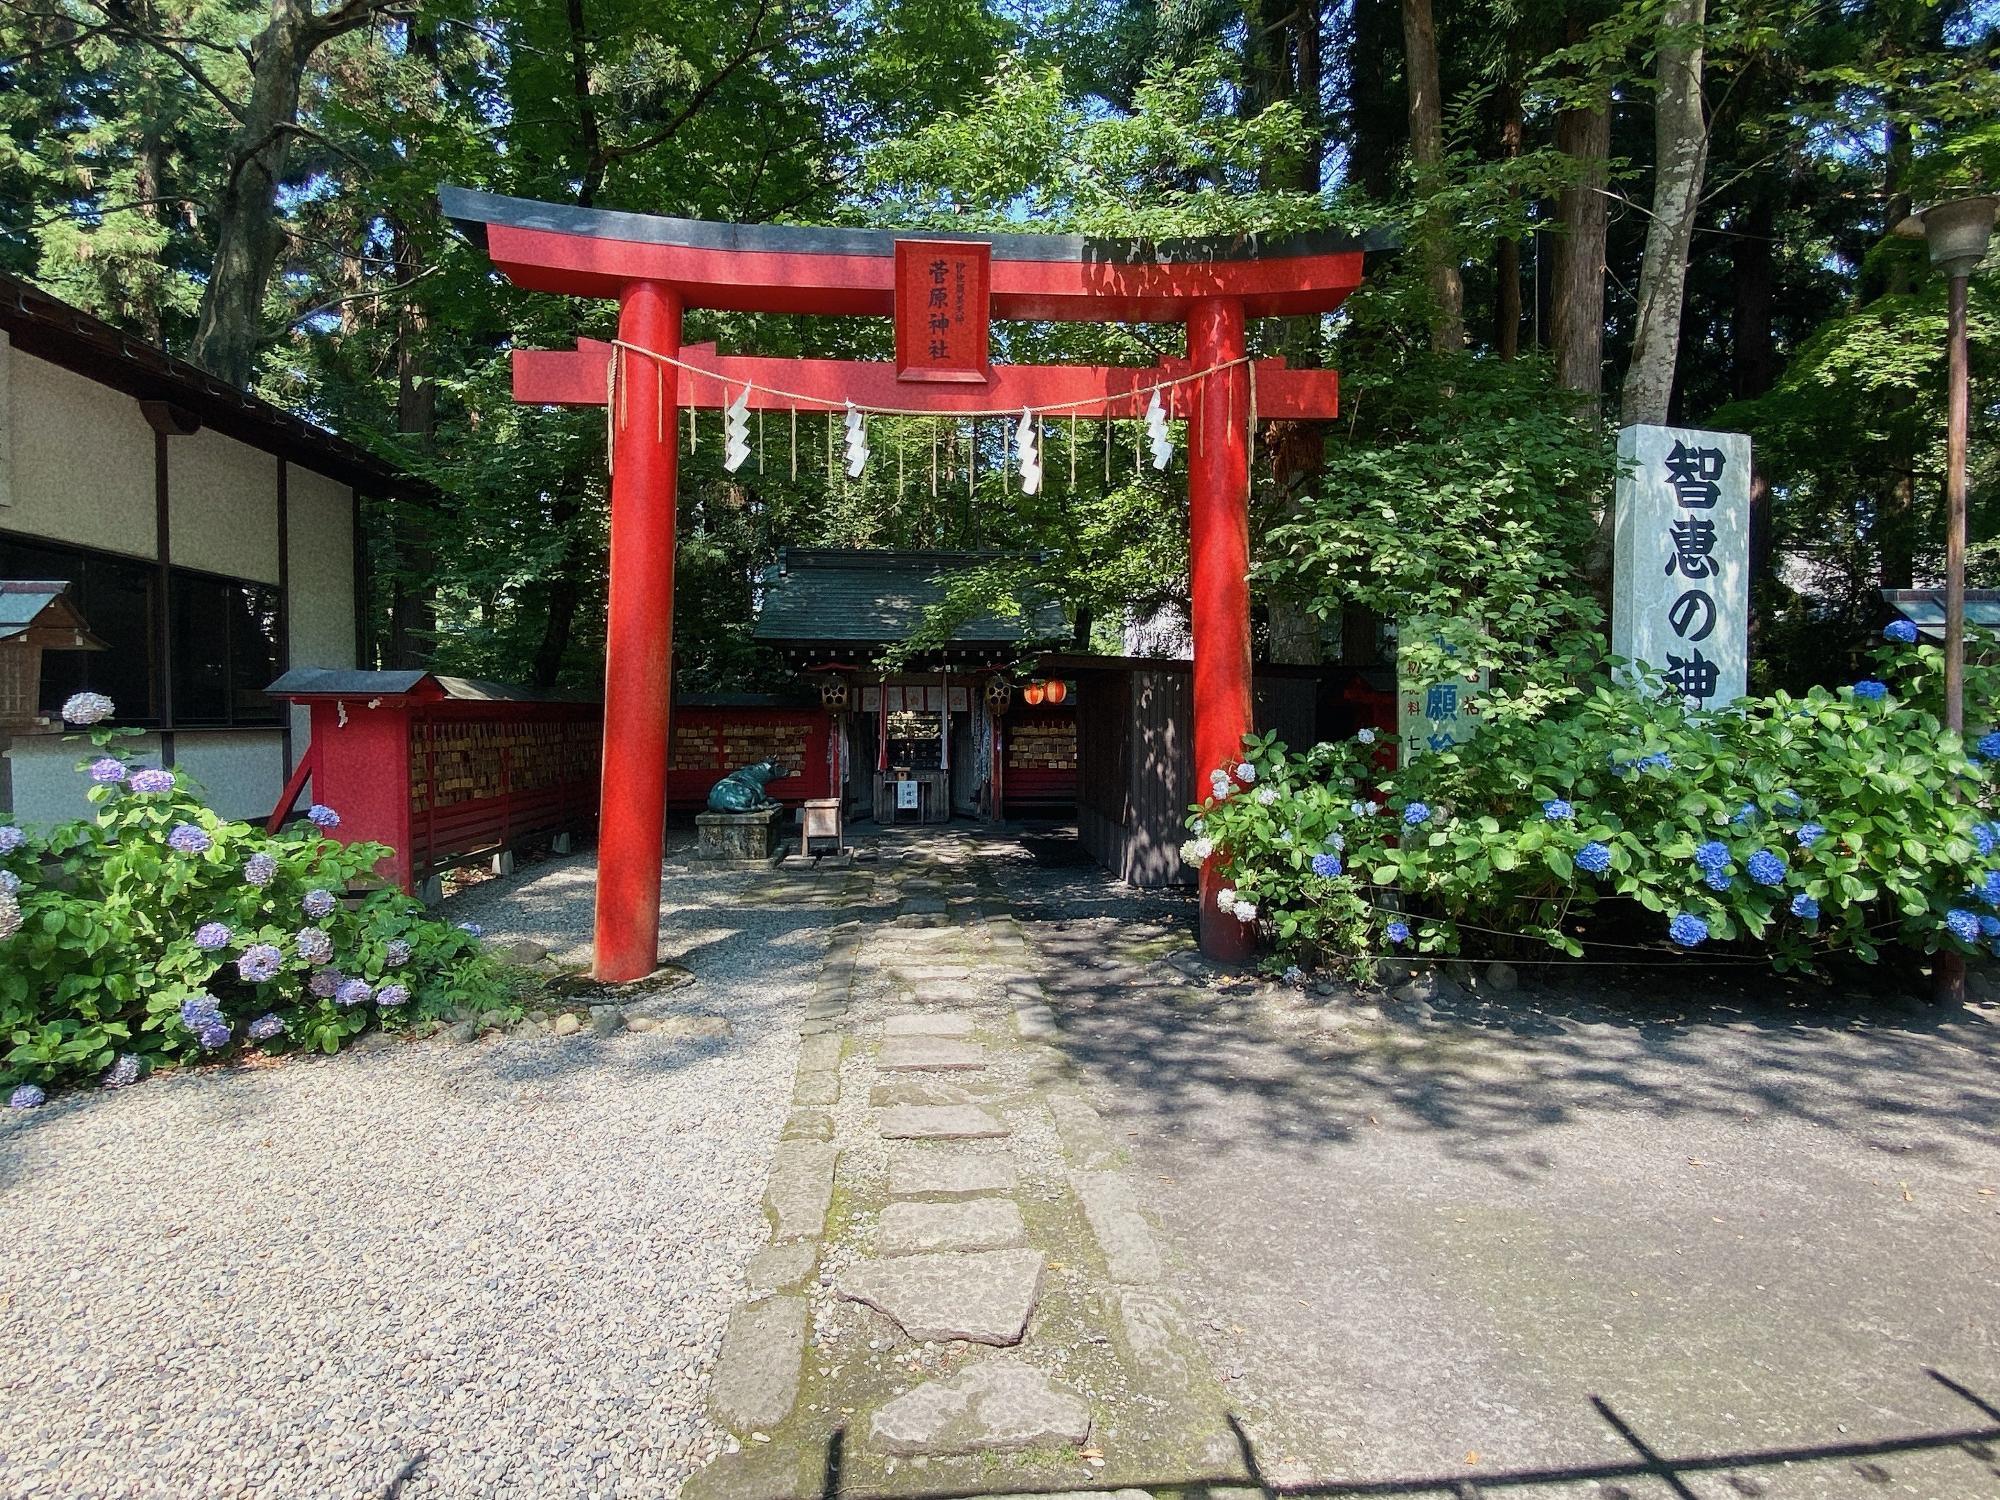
(686, 832, 1247, 1500)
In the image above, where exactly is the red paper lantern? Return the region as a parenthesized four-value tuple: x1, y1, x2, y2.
(1023, 680, 1047, 706)
(1044, 678, 1068, 706)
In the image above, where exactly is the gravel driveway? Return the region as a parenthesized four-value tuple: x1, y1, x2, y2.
(0, 844, 823, 1500)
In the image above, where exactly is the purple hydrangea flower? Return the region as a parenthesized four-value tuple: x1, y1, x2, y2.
(1883, 618, 1919, 644)
(89, 757, 128, 785)
(1576, 841, 1612, 874)
(238, 945, 283, 984)
(1693, 840, 1730, 874)
(336, 978, 372, 1008)
(1945, 908, 1981, 944)
(243, 852, 278, 887)
(1852, 679, 1889, 702)
(179, 995, 223, 1029)
(1402, 802, 1431, 827)
(193, 922, 232, 952)
(1746, 849, 1787, 887)
(457, 921, 484, 938)
(295, 928, 333, 965)
(0, 870, 19, 895)
(61, 691, 115, 725)
(101, 1054, 143, 1089)
(1543, 799, 1575, 822)
(1797, 823, 1826, 849)
(1668, 913, 1709, 947)
(308, 967, 344, 999)
(248, 1013, 286, 1041)
(8, 1083, 45, 1110)
(1310, 852, 1343, 879)
(0, 826, 23, 855)
(128, 767, 175, 794)
(1384, 920, 1411, 945)
(375, 984, 411, 1008)
(194, 1020, 232, 1051)
(384, 939, 413, 968)
(1790, 892, 1819, 920)
(306, 804, 340, 829)
(301, 888, 336, 920)
(166, 823, 212, 855)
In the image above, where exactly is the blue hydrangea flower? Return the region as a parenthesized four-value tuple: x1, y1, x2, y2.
(166, 823, 211, 854)
(238, 944, 283, 984)
(1576, 842, 1612, 874)
(61, 691, 114, 725)
(1772, 790, 1804, 815)
(8, 1083, 45, 1110)
(295, 928, 333, 965)
(1853, 680, 1889, 702)
(179, 995, 223, 1029)
(1668, 913, 1709, 947)
(1790, 892, 1820, 920)
(1983, 871, 2000, 907)
(1705, 869, 1734, 892)
(307, 804, 341, 829)
(1746, 849, 1787, 887)
(384, 939, 413, 968)
(1797, 823, 1826, 849)
(1883, 618, 1919, 644)
(243, 852, 277, 887)
(1975, 824, 1997, 858)
(247, 1013, 286, 1041)
(194, 1020, 232, 1051)
(457, 921, 484, 938)
(1402, 802, 1431, 827)
(89, 757, 127, 785)
(0, 870, 19, 895)
(376, 984, 411, 1009)
(1384, 920, 1411, 946)
(336, 978, 373, 1008)
(1981, 915, 2000, 939)
(127, 767, 175, 794)
(1355, 727, 1377, 744)
(301, 888, 336, 919)
(0, 826, 23, 855)
(1351, 800, 1375, 818)
(1731, 802, 1756, 826)
(1543, 799, 1575, 822)
(1946, 908, 1981, 944)
(1310, 852, 1343, 879)
(101, 1054, 143, 1089)
(1693, 841, 1731, 874)
(1325, 833, 1345, 853)
(193, 922, 232, 952)
(308, 967, 344, 999)
(1638, 752, 1673, 772)
(1976, 731, 2000, 762)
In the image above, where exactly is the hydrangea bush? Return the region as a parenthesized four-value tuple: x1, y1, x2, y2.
(1, 698, 503, 1099)
(1188, 636, 2000, 975)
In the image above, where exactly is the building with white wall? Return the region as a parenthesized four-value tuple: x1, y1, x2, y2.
(0, 273, 395, 826)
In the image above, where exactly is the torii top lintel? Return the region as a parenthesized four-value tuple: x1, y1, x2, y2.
(440, 187, 1376, 323)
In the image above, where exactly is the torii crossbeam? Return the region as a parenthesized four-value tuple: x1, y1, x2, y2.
(442, 187, 1372, 977)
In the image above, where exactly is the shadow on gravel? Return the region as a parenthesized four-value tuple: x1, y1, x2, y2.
(801, 1369, 2000, 1499)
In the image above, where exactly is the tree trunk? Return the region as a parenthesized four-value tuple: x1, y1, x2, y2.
(1620, 0, 1711, 426)
(1549, 79, 1611, 395)
(1729, 190, 1776, 401)
(1877, 117, 1917, 590)
(1401, 0, 1463, 351)
(1494, 83, 1524, 360)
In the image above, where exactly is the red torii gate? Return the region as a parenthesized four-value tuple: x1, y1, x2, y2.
(441, 187, 1369, 979)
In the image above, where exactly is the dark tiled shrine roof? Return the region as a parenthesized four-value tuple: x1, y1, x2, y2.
(753, 550, 1066, 647)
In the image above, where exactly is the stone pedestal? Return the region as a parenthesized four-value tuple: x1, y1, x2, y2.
(697, 805, 784, 862)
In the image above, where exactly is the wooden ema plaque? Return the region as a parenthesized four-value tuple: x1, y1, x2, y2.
(894, 239, 991, 383)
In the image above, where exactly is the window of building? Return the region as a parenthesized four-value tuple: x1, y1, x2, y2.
(0, 531, 283, 729)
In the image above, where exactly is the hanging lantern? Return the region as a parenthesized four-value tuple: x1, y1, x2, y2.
(1044, 678, 1068, 706)
(1023, 680, 1047, 707)
(817, 673, 851, 710)
(984, 676, 1012, 714)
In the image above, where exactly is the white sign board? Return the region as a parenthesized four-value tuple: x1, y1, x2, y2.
(1612, 424, 1751, 708)
(896, 779, 919, 810)
(1397, 622, 1488, 763)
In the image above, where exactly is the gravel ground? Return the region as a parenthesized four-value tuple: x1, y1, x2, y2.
(0, 839, 821, 1500)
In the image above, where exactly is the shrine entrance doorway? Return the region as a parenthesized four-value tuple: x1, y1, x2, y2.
(441, 187, 1370, 977)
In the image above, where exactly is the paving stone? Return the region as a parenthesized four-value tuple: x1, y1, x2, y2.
(868, 1357, 1089, 1455)
(877, 1104, 1009, 1140)
(908, 982, 977, 1007)
(764, 1142, 840, 1241)
(709, 1295, 807, 1434)
(797, 1034, 844, 1073)
(878, 1037, 987, 1072)
(1047, 1090, 1118, 1168)
(792, 1072, 838, 1107)
(781, 1108, 833, 1141)
(1013, 1004, 1058, 1041)
(1110, 1286, 1202, 1399)
(901, 896, 948, 914)
(884, 1012, 974, 1038)
(879, 1198, 1028, 1256)
(892, 964, 973, 983)
(887, 1150, 1018, 1199)
(869, 1077, 981, 1108)
(1069, 1170, 1163, 1284)
(744, 1240, 817, 1291)
(837, 1248, 1044, 1345)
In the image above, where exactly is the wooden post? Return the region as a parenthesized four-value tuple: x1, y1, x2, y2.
(1187, 297, 1256, 963)
(593, 280, 682, 982)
